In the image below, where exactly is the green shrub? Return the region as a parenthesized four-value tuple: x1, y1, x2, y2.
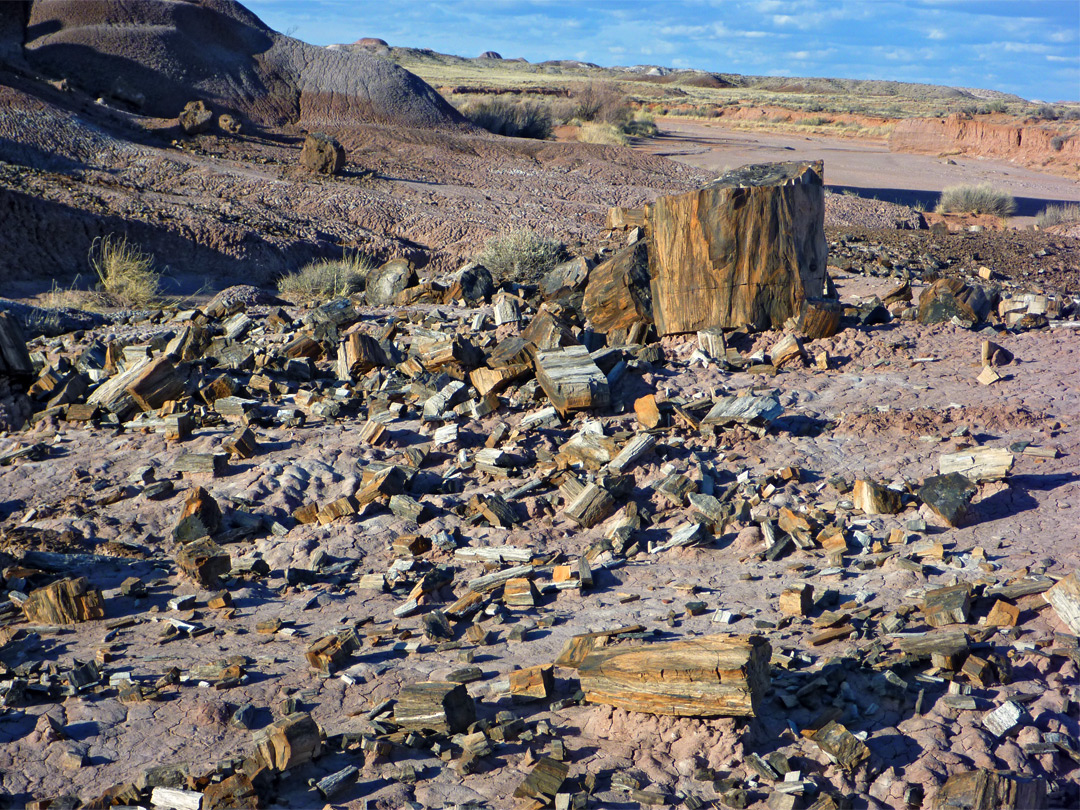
(477, 228, 564, 283)
(1035, 203, 1080, 228)
(1035, 104, 1059, 121)
(936, 184, 1016, 217)
(802, 115, 833, 126)
(89, 235, 161, 308)
(460, 97, 553, 140)
(278, 252, 371, 301)
(986, 100, 1008, 114)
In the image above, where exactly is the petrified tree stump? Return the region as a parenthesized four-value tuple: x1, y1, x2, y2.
(582, 240, 652, 339)
(648, 160, 828, 334)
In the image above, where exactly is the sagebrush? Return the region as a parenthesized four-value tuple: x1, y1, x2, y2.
(1035, 203, 1080, 228)
(478, 229, 564, 283)
(89, 234, 161, 308)
(278, 253, 371, 301)
(460, 97, 553, 139)
(936, 184, 1016, 218)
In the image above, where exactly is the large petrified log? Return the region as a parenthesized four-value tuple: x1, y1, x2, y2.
(648, 160, 828, 334)
(575, 634, 770, 717)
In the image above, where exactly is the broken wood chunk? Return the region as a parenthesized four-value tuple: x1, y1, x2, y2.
(306, 630, 359, 674)
(701, 394, 783, 428)
(535, 345, 610, 414)
(125, 355, 188, 412)
(564, 482, 616, 529)
(634, 394, 662, 428)
(811, 721, 870, 771)
(223, 426, 258, 459)
(176, 538, 231, 587)
(931, 769, 1046, 810)
(1044, 571, 1080, 634)
(514, 757, 570, 804)
(23, 577, 105, 624)
(255, 712, 322, 772)
(852, 479, 901, 515)
(938, 447, 1014, 483)
(509, 664, 555, 701)
(923, 583, 972, 627)
(577, 634, 770, 717)
(779, 583, 814, 616)
(919, 472, 977, 528)
(393, 681, 476, 733)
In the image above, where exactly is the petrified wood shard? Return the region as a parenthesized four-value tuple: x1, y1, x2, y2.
(648, 160, 828, 334)
(576, 634, 770, 717)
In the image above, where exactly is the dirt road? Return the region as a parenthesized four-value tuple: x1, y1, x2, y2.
(640, 119, 1080, 224)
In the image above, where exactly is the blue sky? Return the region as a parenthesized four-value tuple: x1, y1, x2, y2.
(245, 1, 1080, 102)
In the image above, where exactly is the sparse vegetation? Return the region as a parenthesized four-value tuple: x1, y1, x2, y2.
(277, 253, 371, 301)
(477, 228, 564, 283)
(1035, 203, 1080, 228)
(89, 234, 161, 308)
(576, 122, 629, 146)
(936, 184, 1016, 218)
(1034, 104, 1059, 121)
(459, 97, 554, 139)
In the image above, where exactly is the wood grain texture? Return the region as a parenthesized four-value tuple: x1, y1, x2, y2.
(535, 345, 610, 413)
(649, 160, 828, 334)
(577, 634, 770, 717)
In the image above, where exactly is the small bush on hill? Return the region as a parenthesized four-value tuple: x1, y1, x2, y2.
(936, 184, 1016, 218)
(1034, 104, 1059, 121)
(89, 235, 161, 308)
(478, 228, 564, 283)
(1035, 203, 1080, 228)
(460, 97, 553, 139)
(278, 253, 371, 301)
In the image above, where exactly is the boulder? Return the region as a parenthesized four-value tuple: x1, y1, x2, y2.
(218, 114, 242, 134)
(179, 100, 213, 135)
(648, 160, 828, 334)
(300, 133, 346, 175)
(366, 259, 417, 306)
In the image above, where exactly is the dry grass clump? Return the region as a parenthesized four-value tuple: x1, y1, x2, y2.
(277, 253, 371, 302)
(478, 228, 564, 283)
(1035, 203, 1080, 228)
(89, 235, 161, 308)
(936, 184, 1016, 218)
(576, 122, 629, 146)
(459, 97, 553, 139)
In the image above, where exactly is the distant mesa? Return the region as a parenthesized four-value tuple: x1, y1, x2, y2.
(479, 51, 502, 60)
(20, 0, 462, 130)
(355, 37, 389, 49)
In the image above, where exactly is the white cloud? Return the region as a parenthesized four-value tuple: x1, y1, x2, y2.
(927, 28, 946, 40)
